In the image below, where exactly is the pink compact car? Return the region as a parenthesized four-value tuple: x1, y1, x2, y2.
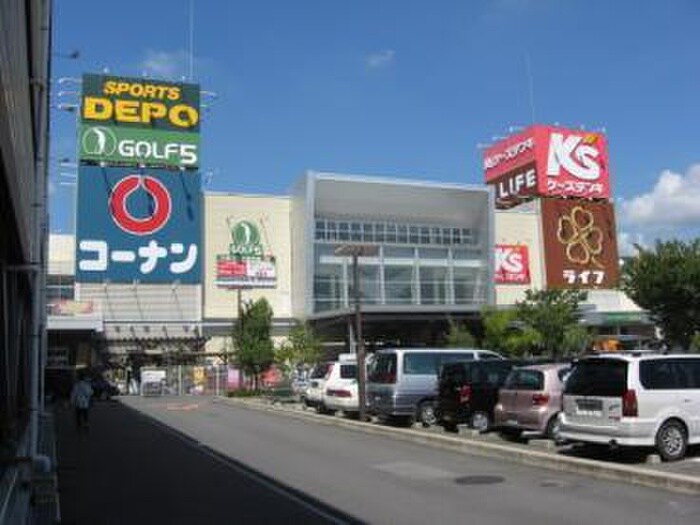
(494, 363, 571, 440)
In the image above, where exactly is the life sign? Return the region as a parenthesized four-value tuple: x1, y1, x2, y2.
(81, 74, 200, 133)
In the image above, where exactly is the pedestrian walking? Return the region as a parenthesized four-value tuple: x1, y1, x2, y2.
(70, 371, 94, 431)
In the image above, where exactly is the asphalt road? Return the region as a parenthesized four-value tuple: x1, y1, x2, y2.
(119, 397, 700, 525)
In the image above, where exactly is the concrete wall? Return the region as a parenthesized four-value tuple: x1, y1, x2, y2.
(48, 234, 75, 276)
(494, 202, 544, 305)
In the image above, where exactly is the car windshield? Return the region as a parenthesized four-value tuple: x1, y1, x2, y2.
(564, 359, 628, 396)
(339, 364, 357, 379)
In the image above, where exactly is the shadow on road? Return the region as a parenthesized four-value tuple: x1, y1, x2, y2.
(55, 400, 364, 525)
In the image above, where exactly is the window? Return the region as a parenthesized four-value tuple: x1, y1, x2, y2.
(673, 359, 700, 388)
(311, 363, 332, 379)
(439, 352, 475, 365)
(564, 359, 628, 396)
(340, 364, 358, 379)
(350, 222, 362, 241)
(384, 266, 414, 304)
(375, 223, 385, 243)
(404, 353, 439, 375)
(338, 223, 349, 241)
(506, 369, 544, 390)
(640, 360, 677, 390)
(362, 223, 374, 242)
(369, 353, 397, 383)
(409, 226, 419, 244)
(640, 358, 700, 390)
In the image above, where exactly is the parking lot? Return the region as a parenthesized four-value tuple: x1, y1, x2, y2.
(219, 394, 700, 491)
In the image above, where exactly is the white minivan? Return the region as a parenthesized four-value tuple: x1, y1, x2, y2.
(322, 354, 367, 415)
(560, 354, 700, 461)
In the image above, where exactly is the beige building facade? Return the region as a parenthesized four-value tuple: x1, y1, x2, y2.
(202, 193, 295, 355)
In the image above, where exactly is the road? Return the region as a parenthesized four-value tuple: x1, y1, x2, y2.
(118, 397, 700, 525)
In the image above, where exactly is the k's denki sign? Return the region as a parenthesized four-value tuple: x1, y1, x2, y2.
(483, 125, 610, 206)
(75, 166, 202, 284)
(494, 244, 530, 284)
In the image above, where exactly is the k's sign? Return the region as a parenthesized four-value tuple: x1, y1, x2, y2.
(484, 125, 611, 207)
(495, 245, 530, 284)
(75, 166, 202, 283)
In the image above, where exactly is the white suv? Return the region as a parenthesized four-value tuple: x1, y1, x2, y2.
(560, 354, 700, 461)
(322, 354, 371, 415)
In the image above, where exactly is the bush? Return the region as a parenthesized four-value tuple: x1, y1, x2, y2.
(226, 389, 266, 398)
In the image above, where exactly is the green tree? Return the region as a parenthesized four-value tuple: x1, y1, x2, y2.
(444, 319, 476, 348)
(691, 332, 700, 353)
(276, 323, 324, 377)
(515, 289, 588, 359)
(481, 306, 542, 357)
(620, 239, 700, 350)
(233, 297, 275, 390)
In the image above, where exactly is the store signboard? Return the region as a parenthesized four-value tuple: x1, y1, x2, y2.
(75, 166, 201, 283)
(81, 73, 200, 133)
(495, 244, 530, 284)
(79, 124, 199, 168)
(484, 125, 610, 207)
(215, 219, 277, 288)
(541, 199, 619, 289)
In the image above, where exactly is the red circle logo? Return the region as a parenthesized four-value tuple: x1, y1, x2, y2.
(109, 175, 172, 235)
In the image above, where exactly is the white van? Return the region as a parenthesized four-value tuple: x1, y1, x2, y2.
(560, 354, 700, 461)
(302, 362, 334, 413)
(367, 348, 504, 426)
(322, 354, 370, 415)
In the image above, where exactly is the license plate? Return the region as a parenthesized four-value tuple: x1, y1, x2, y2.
(576, 398, 602, 415)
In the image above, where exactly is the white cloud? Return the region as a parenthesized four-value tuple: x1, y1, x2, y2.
(139, 50, 191, 80)
(366, 49, 395, 69)
(620, 165, 700, 227)
(617, 231, 647, 257)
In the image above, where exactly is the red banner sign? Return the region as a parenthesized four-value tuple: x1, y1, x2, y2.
(495, 245, 530, 284)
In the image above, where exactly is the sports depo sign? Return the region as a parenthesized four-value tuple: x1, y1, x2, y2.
(80, 74, 200, 169)
(483, 125, 610, 207)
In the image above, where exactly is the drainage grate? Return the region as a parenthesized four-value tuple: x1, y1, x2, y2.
(454, 475, 505, 485)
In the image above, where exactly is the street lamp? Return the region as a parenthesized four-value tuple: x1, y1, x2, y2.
(334, 243, 379, 422)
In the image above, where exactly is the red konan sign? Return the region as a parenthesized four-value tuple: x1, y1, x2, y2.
(483, 125, 610, 207)
(495, 244, 530, 284)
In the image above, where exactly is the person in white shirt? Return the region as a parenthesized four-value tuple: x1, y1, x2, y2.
(70, 372, 94, 431)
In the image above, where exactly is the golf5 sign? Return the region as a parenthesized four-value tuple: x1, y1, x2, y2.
(79, 124, 199, 168)
(80, 74, 200, 169)
(483, 125, 610, 207)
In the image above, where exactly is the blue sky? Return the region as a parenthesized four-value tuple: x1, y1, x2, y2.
(50, 0, 700, 252)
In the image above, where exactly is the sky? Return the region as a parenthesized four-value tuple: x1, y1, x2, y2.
(49, 0, 700, 254)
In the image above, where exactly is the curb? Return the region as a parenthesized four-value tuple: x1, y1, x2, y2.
(214, 396, 700, 496)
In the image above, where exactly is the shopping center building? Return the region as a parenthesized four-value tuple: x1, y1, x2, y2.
(49, 168, 652, 369)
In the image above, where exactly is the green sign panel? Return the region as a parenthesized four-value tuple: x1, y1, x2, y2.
(228, 220, 264, 258)
(79, 125, 200, 168)
(81, 74, 200, 133)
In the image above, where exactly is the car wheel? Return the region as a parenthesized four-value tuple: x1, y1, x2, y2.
(418, 401, 437, 427)
(546, 413, 562, 442)
(655, 420, 687, 462)
(470, 411, 490, 433)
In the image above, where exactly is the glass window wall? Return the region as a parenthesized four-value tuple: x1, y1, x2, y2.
(312, 217, 488, 312)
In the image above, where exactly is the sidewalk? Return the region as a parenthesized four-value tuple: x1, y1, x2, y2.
(54, 399, 346, 524)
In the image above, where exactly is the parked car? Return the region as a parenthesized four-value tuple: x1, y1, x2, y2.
(302, 362, 334, 413)
(437, 359, 522, 432)
(368, 348, 504, 426)
(91, 376, 120, 400)
(494, 363, 571, 440)
(560, 353, 700, 461)
(322, 354, 371, 415)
